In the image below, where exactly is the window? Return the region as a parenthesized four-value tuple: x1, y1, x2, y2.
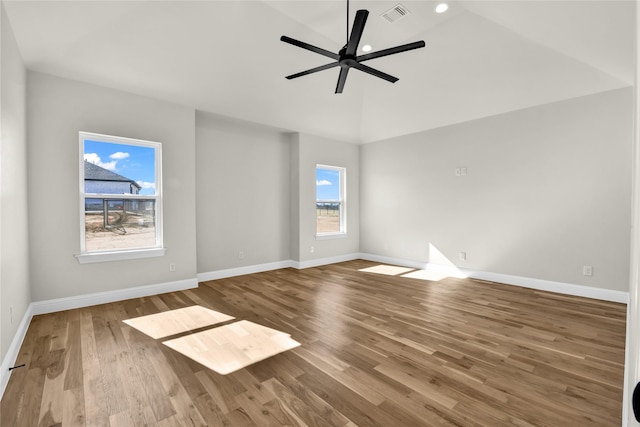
(316, 164, 346, 237)
(76, 132, 164, 263)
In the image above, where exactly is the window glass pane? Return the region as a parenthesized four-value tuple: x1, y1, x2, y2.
(84, 140, 156, 195)
(316, 202, 341, 234)
(316, 166, 343, 234)
(316, 168, 339, 200)
(84, 198, 156, 251)
(81, 132, 161, 256)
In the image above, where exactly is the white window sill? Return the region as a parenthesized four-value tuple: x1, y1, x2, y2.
(315, 233, 347, 241)
(75, 247, 166, 264)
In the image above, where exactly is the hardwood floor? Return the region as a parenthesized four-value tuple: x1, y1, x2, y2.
(1, 260, 627, 426)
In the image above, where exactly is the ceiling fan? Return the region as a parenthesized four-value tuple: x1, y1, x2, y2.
(280, 0, 426, 94)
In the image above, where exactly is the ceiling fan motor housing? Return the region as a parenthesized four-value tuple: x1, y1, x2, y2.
(339, 47, 358, 68)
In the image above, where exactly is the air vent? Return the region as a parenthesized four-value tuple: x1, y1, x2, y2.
(381, 3, 411, 23)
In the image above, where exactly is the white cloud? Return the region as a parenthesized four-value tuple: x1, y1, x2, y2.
(84, 153, 117, 171)
(316, 179, 332, 186)
(136, 181, 156, 190)
(84, 153, 100, 163)
(110, 152, 130, 160)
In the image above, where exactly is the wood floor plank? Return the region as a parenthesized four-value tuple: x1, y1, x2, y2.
(63, 319, 83, 391)
(61, 387, 86, 427)
(260, 360, 353, 427)
(121, 326, 177, 422)
(37, 349, 65, 426)
(194, 370, 238, 414)
(262, 377, 336, 427)
(79, 307, 110, 427)
(225, 407, 259, 427)
(1, 260, 627, 426)
(191, 392, 232, 427)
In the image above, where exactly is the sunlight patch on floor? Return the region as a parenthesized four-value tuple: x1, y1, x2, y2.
(360, 263, 468, 282)
(401, 269, 451, 281)
(123, 305, 235, 339)
(358, 265, 415, 276)
(163, 320, 301, 375)
(402, 266, 468, 281)
(124, 306, 300, 375)
(360, 244, 470, 282)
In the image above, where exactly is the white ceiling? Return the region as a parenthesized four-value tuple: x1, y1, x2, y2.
(2, 0, 635, 143)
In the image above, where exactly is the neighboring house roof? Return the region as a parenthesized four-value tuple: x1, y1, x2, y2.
(84, 161, 141, 189)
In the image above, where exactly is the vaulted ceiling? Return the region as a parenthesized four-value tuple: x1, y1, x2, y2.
(3, 0, 635, 143)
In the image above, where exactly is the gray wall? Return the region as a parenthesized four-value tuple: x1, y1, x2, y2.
(195, 112, 291, 272)
(27, 72, 197, 301)
(361, 88, 633, 291)
(1, 3, 30, 361)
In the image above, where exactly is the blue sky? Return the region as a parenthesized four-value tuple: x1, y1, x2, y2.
(84, 139, 156, 195)
(316, 168, 340, 200)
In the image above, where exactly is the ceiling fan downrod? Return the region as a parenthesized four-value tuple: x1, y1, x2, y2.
(346, 0, 350, 46)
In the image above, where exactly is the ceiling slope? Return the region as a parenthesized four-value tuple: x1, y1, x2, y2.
(2, 0, 635, 143)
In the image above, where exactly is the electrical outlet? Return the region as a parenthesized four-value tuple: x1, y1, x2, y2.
(455, 167, 461, 176)
(459, 252, 466, 261)
(310, 246, 315, 253)
(169, 263, 176, 272)
(238, 251, 245, 259)
(583, 265, 593, 276)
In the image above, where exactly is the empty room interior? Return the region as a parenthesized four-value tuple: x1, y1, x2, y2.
(1, 1, 640, 426)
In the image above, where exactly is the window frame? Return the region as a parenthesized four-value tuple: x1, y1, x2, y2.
(315, 164, 347, 239)
(75, 131, 165, 264)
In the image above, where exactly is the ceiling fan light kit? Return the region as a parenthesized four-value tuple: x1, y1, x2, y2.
(280, 1, 425, 94)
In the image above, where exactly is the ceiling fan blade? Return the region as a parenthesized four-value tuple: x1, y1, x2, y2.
(357, 41, 426, 63)
(280, 36, 340, 60)
(351, 62, 398, 83)
(285, 62, 340, 80)
(335, 67, 350, 94)
(345, 10, 369, 56)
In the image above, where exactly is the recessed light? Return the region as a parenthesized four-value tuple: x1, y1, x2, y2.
(435, 3, 448, 13)
(362, 44, 372, 52)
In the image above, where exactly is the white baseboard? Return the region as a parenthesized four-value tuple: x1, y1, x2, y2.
(291, 253, 360, 270)
(464, 269, 628, 304)
(197, 254, 361, 281)
(31, 278, 198, 315)
(359, 252, 629, 304)
(358, 253, 429, 271)
(199, 254, 627, 304)
(197, 260, 294, 282)
(1, 303, 33, 400)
